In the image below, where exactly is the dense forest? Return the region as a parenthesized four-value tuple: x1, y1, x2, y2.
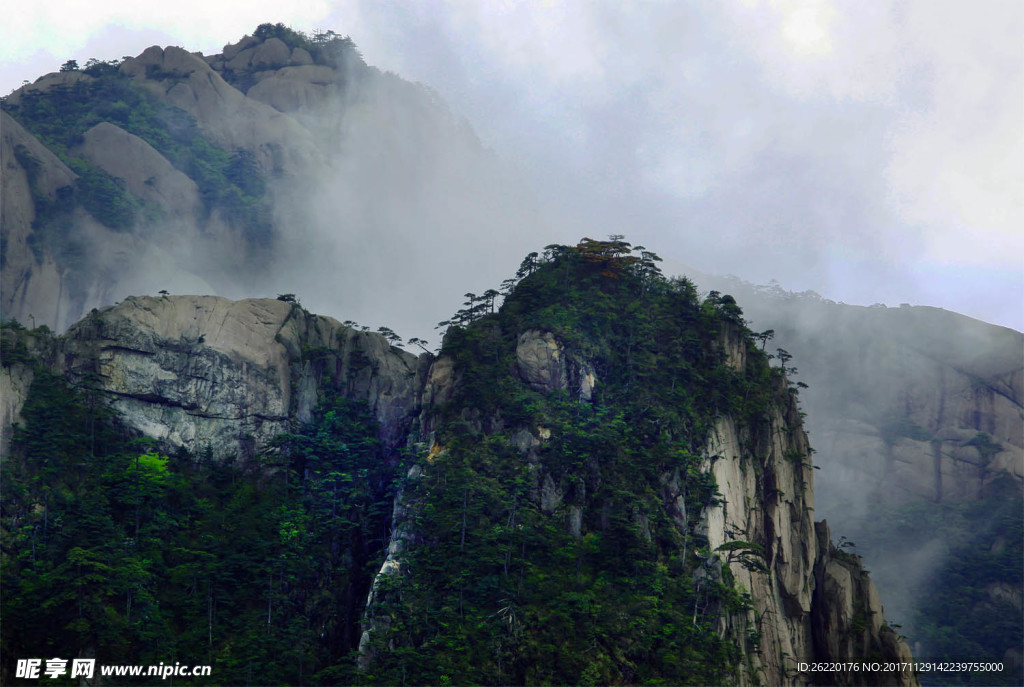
(1, 334, 396, 684)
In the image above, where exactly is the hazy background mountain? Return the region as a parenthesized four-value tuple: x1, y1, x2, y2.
(1, 29, 552, 338)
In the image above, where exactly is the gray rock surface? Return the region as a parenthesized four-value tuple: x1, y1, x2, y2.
(57, 295, 429, 459)
(221, 35, 257, 61)
(289, 47, 313, 66)
(250, 38, 291, 69)
(0, 112, 132, 331)
(516, 330, 567, 392)
(516, 329, 597, 401)
(120, 46, 324, 177)
(72, 122, 201, 219)
(811, 521, 916, 686)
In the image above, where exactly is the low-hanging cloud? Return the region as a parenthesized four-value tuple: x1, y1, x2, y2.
(330, 0, 1023, 329)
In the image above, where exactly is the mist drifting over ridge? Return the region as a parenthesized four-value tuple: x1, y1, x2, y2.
(267, 66, 558, 343)
(3, 2, 1021, 334)
(0, 34, 561, 344)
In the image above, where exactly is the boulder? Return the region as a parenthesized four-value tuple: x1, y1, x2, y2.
(251, 38, 291, 69)
(226, 47, 255, 72)
(516, 330, 567, 393)
(515, 330, 597, 400)
(222, 35, 258, 60)
(290, 47, 314, 66)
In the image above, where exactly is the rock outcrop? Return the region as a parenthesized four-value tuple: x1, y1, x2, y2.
(4, 296, 429, 460)
(118, 45, 325, 178)
(1, 111, 84, 330)
(515, 329, 596, 401)
(71, 122, 202, 220)
(810, 521, 916, 686)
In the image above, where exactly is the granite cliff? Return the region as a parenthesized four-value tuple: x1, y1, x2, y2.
(2, 295, 429, 460)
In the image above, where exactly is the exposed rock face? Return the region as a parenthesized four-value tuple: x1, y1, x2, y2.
(119, 45, 324, 177)
(811, 521, 916, 686)
(1, 111, 82, 330)
(48, 295, 429, 459)
(516, 330, 567, 392)
(72, 122, 202, 219)
(516, 329, 597, 401)
(0, 363, 33, 456)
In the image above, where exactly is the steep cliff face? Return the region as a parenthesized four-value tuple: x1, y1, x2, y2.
(699, 349, 914, 685)
(3, 295, 429, 460)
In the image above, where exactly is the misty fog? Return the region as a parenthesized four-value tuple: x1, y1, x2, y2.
(266, 66, 562, 343)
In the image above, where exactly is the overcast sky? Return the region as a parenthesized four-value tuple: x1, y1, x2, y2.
(3, 0, 1022, 330)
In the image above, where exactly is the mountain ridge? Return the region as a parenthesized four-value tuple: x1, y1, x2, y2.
(1, 243, 919, 684)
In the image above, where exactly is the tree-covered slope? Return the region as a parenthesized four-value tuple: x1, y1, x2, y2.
(358, 239, 916, 686)
(0, 325, 399, 684)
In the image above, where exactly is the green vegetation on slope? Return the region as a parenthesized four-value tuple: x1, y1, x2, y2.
(1, 240, 801, 685)
(361, 238, 796, 685)
(2, 71, 271, 243)
(0, 337, 395, 684)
